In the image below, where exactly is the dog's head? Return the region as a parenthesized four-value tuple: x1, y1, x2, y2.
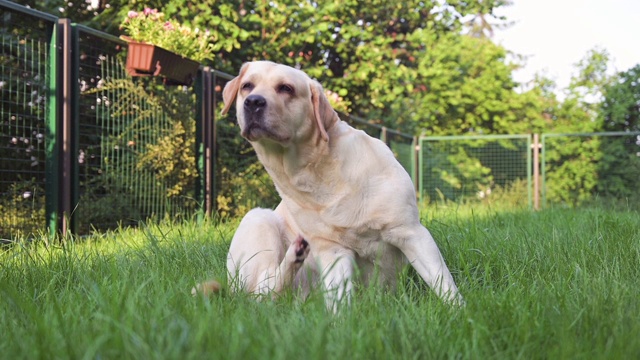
(221, 61, 338, 145)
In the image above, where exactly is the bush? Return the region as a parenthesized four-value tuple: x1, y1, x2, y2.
(0, 179, 46, 239)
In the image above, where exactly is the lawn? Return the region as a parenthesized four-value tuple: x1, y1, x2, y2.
(1, 205, 639, 359)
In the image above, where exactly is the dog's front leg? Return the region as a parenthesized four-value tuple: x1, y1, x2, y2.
(317, 247, 355, 313)
(390, 225, 464, 306)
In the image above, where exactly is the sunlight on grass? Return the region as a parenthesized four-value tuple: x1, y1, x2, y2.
(1, 206, 639, 359)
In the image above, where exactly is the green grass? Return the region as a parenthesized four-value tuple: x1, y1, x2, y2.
(1, 206, 639, 359)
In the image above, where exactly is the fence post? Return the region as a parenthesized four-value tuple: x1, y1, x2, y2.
(56, 18, 78, 236)
(195, 68, 204, 221)
(417, 136, 424, 204)
(380, 126, 388, 145)
(413, 136, 419, 195)
(46, 17, 60, 237)
(211, 71, 219, 216)
(45, 16, 62, 238)
(532, 133, 540, 210)
(540, 134, 547, 209)
(195, 67, 214, 221)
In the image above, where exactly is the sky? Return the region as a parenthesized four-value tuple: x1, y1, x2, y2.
(493, 0, 640, 93)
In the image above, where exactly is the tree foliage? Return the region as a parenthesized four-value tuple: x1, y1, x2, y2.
(601, 64, 640, 132)
(18, 0, 526, 135)
(538, 51, 639, 207)
(16, 0, 639, 138)
(217, 0, 529, 135)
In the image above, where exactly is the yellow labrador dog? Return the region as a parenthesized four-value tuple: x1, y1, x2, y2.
(195, 61, 463, 309)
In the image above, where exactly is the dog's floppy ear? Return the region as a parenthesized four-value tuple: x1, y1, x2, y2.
(310, 80, 338, 142)
(221, 63, 250, 115)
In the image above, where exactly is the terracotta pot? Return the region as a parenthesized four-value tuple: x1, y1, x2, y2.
(125, 41, 200, 86)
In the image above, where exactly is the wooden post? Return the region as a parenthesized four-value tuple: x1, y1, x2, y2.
(533, 133, 540, 210)
(59, 18, 73, 236)
(381, 126, 388, 145)
(413, 136, 419, 195)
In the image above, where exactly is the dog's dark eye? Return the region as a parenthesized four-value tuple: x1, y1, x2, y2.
(241, 82, 254, 91)
(277, 84, 294, 94)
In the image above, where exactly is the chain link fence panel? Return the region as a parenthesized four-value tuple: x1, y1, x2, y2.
(419, 135, 532, 207)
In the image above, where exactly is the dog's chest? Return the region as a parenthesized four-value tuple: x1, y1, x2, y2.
(283, 194, 388, 258)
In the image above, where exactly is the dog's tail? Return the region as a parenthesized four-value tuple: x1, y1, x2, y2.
(191, 279, 222, 296)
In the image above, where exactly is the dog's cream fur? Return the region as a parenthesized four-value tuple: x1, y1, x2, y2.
(194, 61, 463, 309)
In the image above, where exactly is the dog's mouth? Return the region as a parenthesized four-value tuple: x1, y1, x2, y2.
(242, 122, 289, 143)
(241, 122, 266, 141)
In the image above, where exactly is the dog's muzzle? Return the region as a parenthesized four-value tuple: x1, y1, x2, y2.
(242, 94, 272, 141)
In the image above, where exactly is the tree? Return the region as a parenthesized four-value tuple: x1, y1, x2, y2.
(600, 64, 640, 132)
(12, 0, 123, 32)
(408, 34, 548, 135)
(530, 48, 613, 135)
(16, 0, 525, 136)
(565, 47, 612, 121)
(594, 64, 640, 203)
(461, 0, 514, 38)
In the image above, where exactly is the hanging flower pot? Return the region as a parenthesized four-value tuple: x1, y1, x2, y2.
(125, 41, 200, 86)
(119, 8, 214, 85)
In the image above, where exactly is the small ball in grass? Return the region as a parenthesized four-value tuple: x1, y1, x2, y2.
(191, 280, 222, 296)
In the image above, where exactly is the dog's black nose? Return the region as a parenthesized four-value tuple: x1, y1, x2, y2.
(244, 95, 267, 112)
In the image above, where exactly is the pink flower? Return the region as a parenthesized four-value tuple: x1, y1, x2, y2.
(143, 8, 157, 15)
(127, 10, 138, 18)
(163, 21, 174, 31)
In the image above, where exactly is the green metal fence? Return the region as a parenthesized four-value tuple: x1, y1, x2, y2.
(419, 135, 532, 207)
(0, 0, 418, 239)
(1, 3, 55, 239)
(1, 2, 207, 239)
(74, 26, 201, 233)
(5, 2, 637, 240)
(385, 129, 417, 185)
(542, 132, 640, 208)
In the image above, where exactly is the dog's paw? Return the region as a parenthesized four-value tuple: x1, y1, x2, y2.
(288, 235, 310, 264)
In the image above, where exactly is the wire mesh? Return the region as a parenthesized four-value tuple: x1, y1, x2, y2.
(420, 135, 531, 206)
(75, 27, 199, 233)
(2, 1, 418, 235)
(542, 132, 640, 208)
(386, 130, 416, 183)
(0, 7, 53, 240)
(10, 2, 636, 236)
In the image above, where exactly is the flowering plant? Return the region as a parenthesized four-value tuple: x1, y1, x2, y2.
(120, 8, 216, 63)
